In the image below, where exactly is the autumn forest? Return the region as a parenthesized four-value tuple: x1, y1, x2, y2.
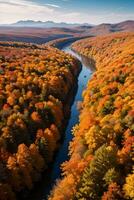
(49, 32, 134, 200)
(0, 6, 134, 199)
(0, 41, 80, 199)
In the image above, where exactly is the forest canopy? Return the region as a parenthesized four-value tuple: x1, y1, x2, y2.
(49, 32, 134, 200)
(0, 41, 80, 199)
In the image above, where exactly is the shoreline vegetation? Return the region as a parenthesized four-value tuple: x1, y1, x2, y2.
(49, 32, 134, 200)
(0, 41, 81, 200)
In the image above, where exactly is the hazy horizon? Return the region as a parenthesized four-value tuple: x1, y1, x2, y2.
(0, 0, 134, 25)
(1, 19, 134, 26)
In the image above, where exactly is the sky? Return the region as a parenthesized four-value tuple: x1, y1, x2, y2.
(0, 0, 134, 25)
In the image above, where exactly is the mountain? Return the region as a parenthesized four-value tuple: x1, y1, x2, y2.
(0, 20, 133, 44)
(10, 20, 92, 28)
(2, 20, 133, 33)
(113, 20, 134, 32)
(83, 20, 134, 36)
(12, 20, 44, 27)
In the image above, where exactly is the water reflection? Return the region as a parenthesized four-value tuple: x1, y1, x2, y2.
(81, 55, 96, 72)
(63, 44, 96, 72)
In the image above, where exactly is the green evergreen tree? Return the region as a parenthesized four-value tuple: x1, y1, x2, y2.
(37, 137, 49, 163)
(103, 168, 120, 186)
(75, 145, 117, 200)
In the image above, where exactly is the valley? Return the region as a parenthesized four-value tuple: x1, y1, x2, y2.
(0, 8, 133, 199)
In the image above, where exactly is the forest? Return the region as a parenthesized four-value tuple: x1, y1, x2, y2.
(0, 41, 80, 199)
(49, 32, 134, 200)
(0, 0, 134, 198)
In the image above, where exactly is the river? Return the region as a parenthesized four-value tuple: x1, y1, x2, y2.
(27, 42, 95, 200)
(48, 43, 95, 182)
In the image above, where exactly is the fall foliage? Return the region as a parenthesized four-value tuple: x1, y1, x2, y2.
(49, 32, 134, 200)
(0, 41, 80, 199)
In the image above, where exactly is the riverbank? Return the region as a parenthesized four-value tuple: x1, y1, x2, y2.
(45, 36, 92, 50)
(49, 32, 134, 200)
(24, 40, 95, 200)
(24, 47, 82, 200)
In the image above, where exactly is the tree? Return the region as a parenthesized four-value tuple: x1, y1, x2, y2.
(7, 156, 22, 191)
(103, 168, 120, 186)
(36, 137, 49, 163)
(29, 143, 45, 181)
(102, 183, 123, 200)
(16, 144, 33, 190)
(75, 145, 117, 199)
(31, 111, 42, 123)
(123, 173, 134, 199)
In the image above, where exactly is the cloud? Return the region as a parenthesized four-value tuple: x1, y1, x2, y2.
(0, 0, 133, 25)
(45, 4, 60, 8)
(0, 0, 39, 7)
(0, 0, 55, 24)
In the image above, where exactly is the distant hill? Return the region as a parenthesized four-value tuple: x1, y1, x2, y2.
(113, 20, 134, 32)
(2, 20, 133, 32)
(0, 20, 133, 44)
(83, 20, 134, 35)
(9, 20, 92, 28)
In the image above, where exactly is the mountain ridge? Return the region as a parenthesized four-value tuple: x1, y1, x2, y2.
(2, 20, 92, 28)
(0, 20, 133, 44)
(1, 20, 133, 29)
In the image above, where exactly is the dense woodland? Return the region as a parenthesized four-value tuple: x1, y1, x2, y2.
(0, 41, 80, 199)
(49, 32, 134, 200)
